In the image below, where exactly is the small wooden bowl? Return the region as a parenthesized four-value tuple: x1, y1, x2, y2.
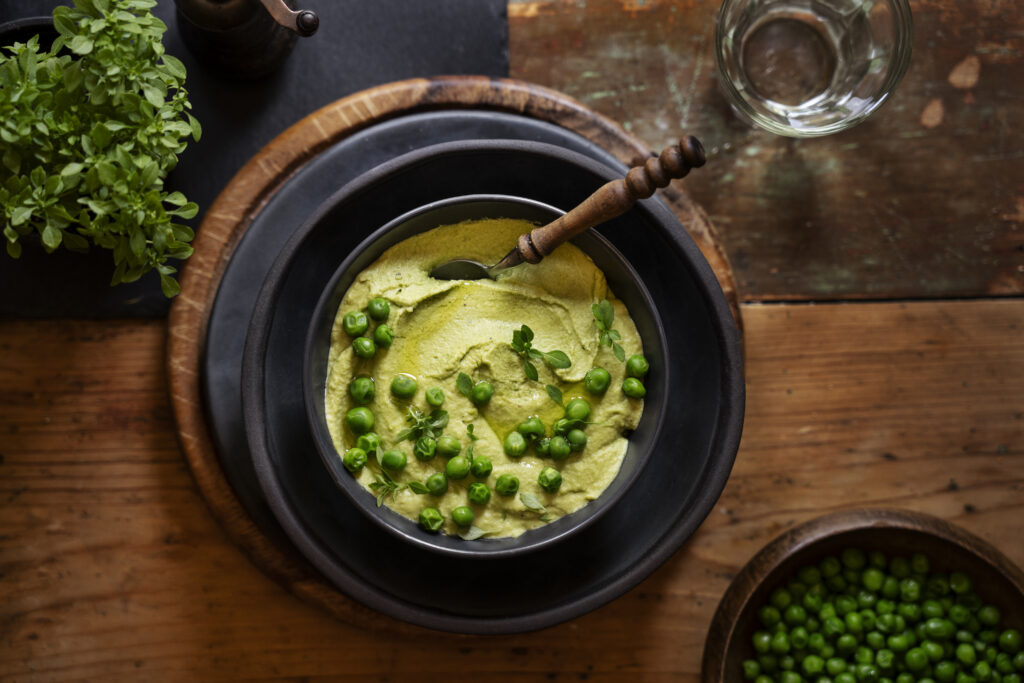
(702, 508, 1024, 683)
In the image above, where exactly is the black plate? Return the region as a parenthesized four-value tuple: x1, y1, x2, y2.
(202, 110, 656, 560)
(241, 139, 745, 633)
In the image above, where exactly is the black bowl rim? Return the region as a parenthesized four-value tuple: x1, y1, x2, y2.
(701, 507, 1024, 683)
(242, 137, 745, 632)
(302, 193, 669, 559)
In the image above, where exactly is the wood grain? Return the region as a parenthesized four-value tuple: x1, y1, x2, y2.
(509, 0, 1024, 301)
(165, 76, 740, 633)
(3, 299, 1022, 679)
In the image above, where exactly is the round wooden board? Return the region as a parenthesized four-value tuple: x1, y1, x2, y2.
(166, 76, 741, 632)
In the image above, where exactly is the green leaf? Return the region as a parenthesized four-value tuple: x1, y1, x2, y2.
(459, 526, 491, 541)
(523, 359, 539, 382)
(10, 206, 33, 226)
(186, 113, 202, 141)
(2, 150, 21, 174)
(407, 481, 429, 495)
(61, 162, 85, 176)
(68, 35, 94, 55)
(521, 324, 534, 343)
(52, 8, 78, 37)
(597, 299, 615, 328)
(129, 227, 146, 257)
(519, 492, 546, 513)
(543, 350, 571, 369)
(161, 54, 186, 80)
(456, 372, 474, 399)
(546, 384, 563, 406)
(613, 342, 626, 363)
(41, 223, 62, 250)
(511, 328, 523, 351)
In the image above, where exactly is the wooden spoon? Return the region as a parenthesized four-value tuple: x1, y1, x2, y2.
(430, 136, 707, 280)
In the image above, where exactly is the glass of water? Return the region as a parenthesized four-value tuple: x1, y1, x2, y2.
(715, 0, 913, 137)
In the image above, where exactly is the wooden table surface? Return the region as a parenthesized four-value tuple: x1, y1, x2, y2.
(3, 0, 1023, 680)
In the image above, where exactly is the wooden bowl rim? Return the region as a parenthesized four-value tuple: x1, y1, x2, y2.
(701, 507, 1024, 683)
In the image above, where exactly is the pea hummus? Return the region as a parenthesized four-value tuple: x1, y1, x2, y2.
(324, 218, 645, 539)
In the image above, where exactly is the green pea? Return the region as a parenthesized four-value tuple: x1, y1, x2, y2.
(785, 604, 807, 625)
(911, 553, 930, 575)
(846, 611, 864, 634)
(348, 375, 375, 405)
(517, 416, 545, 440)
(959, 644, 979, 666)
(974, 662, 993, 682)
(772, 630, 791, 654)
(821, 557, 842, 577)
(352, 336, 376, 358)
(585, 367, 611, 394)
(753, 631, 772, 654)
(950, 605, 971, 625)
(996, 652, 1015, 674)
(900, 578, 922, 602)
(753, 676, 772, 683)
(743, 659, 761, 680)
(906, 648, 929, 671)
(858, 590, 878, 609)
(978, 606, 1001, 627)
(564, 397, 591, 422)
(842, 548, 867, 570)
(935, 661, 958, 682)
(1014, 652, 1024, 670)
(345, 406, 374, 434)
(471, 381, 494, 405)
(836, 674, 857, 683)
(380, 449, 406, 471)
(924, 600, 946, 619)
(566, 428, 587, 452)
(803, 591, 823, 613)
(928, 574, 952, 597)
(760, 605, 783, 628)
(418, 507, 443, 532)
(436, 435, 461, 458)
(424, 386, 445, 408)
(999, 630, 1022, 654)
(467, 482, 491, 505)
(373, 324, 395, 349)
(781, 672, 801, 683)
(888, 634, 910, 652)
(856, 663, 879, 682)
(538, 466, 562, 493)
(899, 603, 921, 622)
(626, 354, 650, 378)
(799, 565, 823, 586)
(413, 436, 436, 461)
(622, 377, 646, 398)
(827, 657, 848, 675)
(896, 674, 915, 683)
(863, 568, 886, 592)
(342, 447, 366, 473)
(446, 455, 470, 480)
(950, 572, 972, 595)
(825, 616, 847, 639)
(876, 648, 895, 669)
(495, 473, 519, 496)
(366, 297, 390, 321)
(425, 472, 448, 496)
(803, 654, 825, 675)
(867, 631, 886, 649)
(791, 626, 809, 649)
(882, 576, 901, 600)
(771, 588, 793, 610)
(535, 437, 551, 457)
(548, 435, 571, 461)
(390, 373, 417, 399)
(470, 456, 492, 479)
(927, 618, 956, 639)
(451, 505, 474, 527)
(342, 311, 369, 336)
(504, 431, 527, 457)
(808, 632, 826, 653)
(356, 431, 381, 455)
(837, 634, 858, 654)
(552, 418, 572, 436)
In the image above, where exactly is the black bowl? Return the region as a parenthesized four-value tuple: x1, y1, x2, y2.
(242, 138, 744, 632)
(304, 194, 667, 558)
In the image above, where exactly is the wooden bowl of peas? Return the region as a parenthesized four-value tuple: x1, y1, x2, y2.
(702, 508, 1024, 683)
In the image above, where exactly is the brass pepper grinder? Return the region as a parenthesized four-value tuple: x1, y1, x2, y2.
(174, 0, 319, 79)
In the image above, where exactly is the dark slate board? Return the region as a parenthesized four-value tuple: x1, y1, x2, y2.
(0, 0, 508, 317)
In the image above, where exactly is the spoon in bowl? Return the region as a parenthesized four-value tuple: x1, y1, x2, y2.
(430, 136, 706, 281)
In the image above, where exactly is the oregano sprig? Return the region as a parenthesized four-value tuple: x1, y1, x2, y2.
(0, 0, 201, 297)
(592, 299, 626, 362)
(394, 406, 449, 443)
(368, 470, 406, 507)
(509, 324, 572, 381)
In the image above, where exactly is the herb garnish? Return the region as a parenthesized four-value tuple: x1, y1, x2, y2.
(592, 299, 626, 362)
(1, 0, 201, 297)
(510, 324, 571, 382)
(465, 423, 479, 459)
(369, 470, 406, 507)
(519, 491, 553, 523)
(394, 406, 449, 442)
(458, 526, 491, 541)
(545, 384, 564, 407)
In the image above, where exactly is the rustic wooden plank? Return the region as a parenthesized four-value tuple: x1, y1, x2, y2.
(1, 299, 1021, 679)
(509, 0, 1024, 301)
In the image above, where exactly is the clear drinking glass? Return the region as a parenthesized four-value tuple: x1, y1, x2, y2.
(715, 0, 913, 137)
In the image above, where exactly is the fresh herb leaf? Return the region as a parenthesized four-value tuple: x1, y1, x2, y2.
(546, 384, 564, 406)
(458, 525, 491, 541)
(523, 359, 539, 381)
(519, 491, 547, 513)
(0, 1, 201, 296)
(407, 481, 429, 494)
(396, 406, 449, 442)
(369, 470, 406, 507)
(509, 324, 572, 381)
(456, 372, 474, 399)
(592, 299, 627, 362)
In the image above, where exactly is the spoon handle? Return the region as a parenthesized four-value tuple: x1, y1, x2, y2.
(515, 136, 706, 264)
